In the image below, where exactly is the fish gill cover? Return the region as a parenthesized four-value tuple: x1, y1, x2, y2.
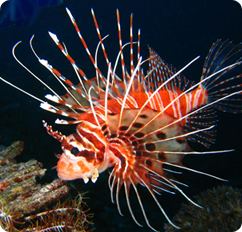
(0, 0, 241, 231)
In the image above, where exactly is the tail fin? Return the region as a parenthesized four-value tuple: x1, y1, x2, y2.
(201, 39, 242, 113)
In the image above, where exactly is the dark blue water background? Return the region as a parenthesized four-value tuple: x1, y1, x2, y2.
(0, 0, 63, 26)
(0, 0, 241, 231)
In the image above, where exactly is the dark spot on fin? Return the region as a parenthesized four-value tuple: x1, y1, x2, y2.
(156, 131, 167, 139)
(133, 122, 143, 128)
(145, 143, 156, 151)
(145, 159, 152, 166)
(119, 125, 129, 131)
(139, 114, 148, 119)
(134, 132, 144, 138)
(135, 150, 142, 156)
(132, 141, 138, 146)
(101, 124, 107, 131)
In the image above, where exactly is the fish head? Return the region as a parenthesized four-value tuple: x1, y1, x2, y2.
(57, 133, 102, 183)
(43, 121, 106, 184)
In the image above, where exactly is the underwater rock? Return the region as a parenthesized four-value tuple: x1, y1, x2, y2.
(0, 141, 92, 231)
(0, 140, 23, 163)
(164, 185, 242, 232)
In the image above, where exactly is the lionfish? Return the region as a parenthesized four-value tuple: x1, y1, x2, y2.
(0, 8, 241, 231)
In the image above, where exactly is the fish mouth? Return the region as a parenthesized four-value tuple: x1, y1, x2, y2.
(56, 153, 99, 183)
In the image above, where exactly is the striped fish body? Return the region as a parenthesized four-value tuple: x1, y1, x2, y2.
(104, 87, 208, 120)
(56, 85, 207, 184)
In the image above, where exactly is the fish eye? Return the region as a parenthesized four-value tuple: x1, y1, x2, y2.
(70, 147, 79, 155)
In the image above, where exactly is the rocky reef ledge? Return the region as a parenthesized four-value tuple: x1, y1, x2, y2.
(0, 141, 92, 232)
